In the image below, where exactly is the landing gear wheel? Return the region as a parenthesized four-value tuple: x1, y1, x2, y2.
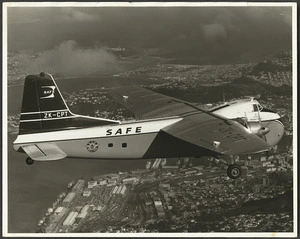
(227, 164, 242, 179)
(26, 157, 34, 165)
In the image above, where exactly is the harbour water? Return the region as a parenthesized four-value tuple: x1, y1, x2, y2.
(8, 135, 146, 232)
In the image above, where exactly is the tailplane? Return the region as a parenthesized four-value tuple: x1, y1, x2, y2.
(19, 72, 119, 134)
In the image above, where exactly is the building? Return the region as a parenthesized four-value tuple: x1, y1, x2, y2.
(161, 158, 167, 166)
(107, 179, 117, 186)
(77, 205, 90, 220)
(62, 192, 76, 206)
(154, 200, 165, 218)
(260, 156, 267, 162)
(152, 159, 161, 169)
(122, 177, 139, 184)
(72, 180, 84, 192)
(120, 185, 127, 195)
(112, 186, 119, 194)
(182, 158, 190, 168)
(88, 181, 97, 189)
(54, 206, 66, 215)
(253, 184, 260, 193)
(162, 165, 178, 169)
(116, 185, 123, 194)
(45, 223, 56, 233)
(82, 190, 91, 197)
(159, 183, 171, 189)
(145, 198, 152, 206)
(99, 179, 107, 185)
(110, 174, 119, 180)
(93, 205, 103, 211)
(193, 165, 204, 171)
(250, 159, 260, 168)
(262, 177, 270, 186)
(185, 170, 197, 175)
(268, 156, 275, 161)
(63, 211, 78, 226)
(146, 161, 152, 169)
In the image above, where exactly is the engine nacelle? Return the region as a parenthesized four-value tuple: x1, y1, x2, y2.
(259, 120, 284, 147)
(211, 98, 284, 147)
(247, 122, 270, 136)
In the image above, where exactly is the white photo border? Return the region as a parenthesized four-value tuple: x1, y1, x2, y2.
(2, 2, 297, 237)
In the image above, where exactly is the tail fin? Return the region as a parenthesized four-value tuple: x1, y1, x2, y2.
(19, 72, 119, 134)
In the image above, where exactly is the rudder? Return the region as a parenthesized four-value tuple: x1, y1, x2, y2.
(19, 72, 118, 134)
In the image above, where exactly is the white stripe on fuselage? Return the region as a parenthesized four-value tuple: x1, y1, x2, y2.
(20, 109, 69, 115)
(14, 117, 182, 145)
(20, 115, 78, 122)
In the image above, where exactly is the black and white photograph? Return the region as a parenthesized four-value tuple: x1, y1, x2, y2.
(2, 2, 297, 237)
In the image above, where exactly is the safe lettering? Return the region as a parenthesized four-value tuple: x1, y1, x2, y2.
(40, 86, 56, 99)
(106, 126, 142, 136)
(43, 90, 52, 94)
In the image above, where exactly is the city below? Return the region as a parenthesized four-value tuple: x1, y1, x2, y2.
(37, 154, 293, 233)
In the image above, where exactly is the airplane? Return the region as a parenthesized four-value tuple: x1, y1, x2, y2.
(13, 72, 284, 179)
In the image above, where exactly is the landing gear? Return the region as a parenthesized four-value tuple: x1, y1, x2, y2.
(26, 157, 34, 165)
(227, 164, 242, 179)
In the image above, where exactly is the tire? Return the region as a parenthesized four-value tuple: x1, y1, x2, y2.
(26, 157, 34, 165)
(227, 164, 242, 179)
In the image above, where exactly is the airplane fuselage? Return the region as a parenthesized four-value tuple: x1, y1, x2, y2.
(13, 72, 285, 180)
(14, 117, 186, 160)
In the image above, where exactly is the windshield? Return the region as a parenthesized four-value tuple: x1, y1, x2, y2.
(253, 104, 259, 112)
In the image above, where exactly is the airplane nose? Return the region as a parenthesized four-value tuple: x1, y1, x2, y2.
(260, 120, 284, 146)
(269, 112, 281, 121)
(275, 113, 281, 120)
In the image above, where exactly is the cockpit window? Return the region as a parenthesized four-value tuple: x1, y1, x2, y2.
(258, 104, 263, 111)
(253, 104, 259, 112)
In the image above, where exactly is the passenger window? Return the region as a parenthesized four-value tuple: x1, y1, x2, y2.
(122, 143, 127, 148)
(108, 143, 113, 147)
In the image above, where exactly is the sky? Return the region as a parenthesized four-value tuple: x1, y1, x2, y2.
(6, 6, 293, 74)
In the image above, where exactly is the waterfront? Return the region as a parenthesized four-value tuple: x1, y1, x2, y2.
(7, 135, 145, 232)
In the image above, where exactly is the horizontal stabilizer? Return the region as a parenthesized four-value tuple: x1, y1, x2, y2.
(22, 143, 67, 161)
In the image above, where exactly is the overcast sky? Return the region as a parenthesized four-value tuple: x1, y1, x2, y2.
(7, 6, 292, 64)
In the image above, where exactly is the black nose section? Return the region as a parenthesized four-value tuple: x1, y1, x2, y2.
(261, 108, 276, 113)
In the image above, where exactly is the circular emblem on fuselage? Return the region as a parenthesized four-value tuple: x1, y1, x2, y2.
(86, 140, 99, 152)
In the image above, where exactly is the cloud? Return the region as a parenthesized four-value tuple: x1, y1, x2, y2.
(20, 40, 119, 76)
(7, 7, 292, 64)
(59, 8, 100, 22)
(203, 23, 227, 41)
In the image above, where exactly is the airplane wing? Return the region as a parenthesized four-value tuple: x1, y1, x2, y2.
(22, 143, 67, 161)
(108, 86, 271, 155)
(161, 113, 270, 155)
(108, 86, 201, 120)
